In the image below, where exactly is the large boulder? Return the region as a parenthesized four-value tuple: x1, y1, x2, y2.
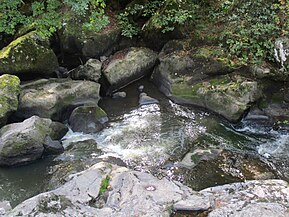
(0, 116, 67, 166)
(152, 45, 261, 122)
(160, 74, 260, 122)
(103, 47, 158, 93)
(61, 15, 121, 59)
(69, 105, 108, 133)
(0, 31, 58, 76)
(7, 162, 289, 216)
(0, 74, 20, 127)
(15, 78, 100, 121)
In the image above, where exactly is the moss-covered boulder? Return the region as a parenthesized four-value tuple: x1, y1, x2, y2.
(103, 47, 157, 93)
(0, 116, 66, 166)
(61, 14, 121, 59)
(0, 32, 58, 76)
(0, 74, 21, 127)
(69, 105, 108, 133)
(15, 78, 100, 121)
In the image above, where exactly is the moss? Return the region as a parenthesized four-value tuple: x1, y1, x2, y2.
(0, 74, 21, 94)
(99, 175, 110, 195)
(258, 99, 269, 109)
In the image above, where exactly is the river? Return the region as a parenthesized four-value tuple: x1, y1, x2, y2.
(0, 78, 288, 207)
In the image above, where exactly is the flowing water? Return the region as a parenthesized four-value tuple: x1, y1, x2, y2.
(0, 78, 288, 207)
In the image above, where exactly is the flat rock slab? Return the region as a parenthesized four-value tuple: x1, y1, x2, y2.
(15, 78, 100, 121)
(7, 162, 289, 217)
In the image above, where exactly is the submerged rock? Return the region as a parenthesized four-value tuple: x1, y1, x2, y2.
(138, 92, 159, 106)
(7, 162, 289, 217)
(69, 105, 108, 133)
(0, 116, 66, 166)
(103, 47, 157, 93)
(71, 59, 102, 82)
(15, 78, 100, 121)
(112, 91, 127, 99)
(0, 74, 20, 127)
(0, 31, 58, 76)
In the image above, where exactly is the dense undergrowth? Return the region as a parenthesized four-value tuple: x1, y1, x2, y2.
(0, 0, 288, 66)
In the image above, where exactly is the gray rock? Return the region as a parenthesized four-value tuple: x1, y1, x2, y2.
(43, 136, 64, 155)
(0, 74, 21, 127)
(0, 31, 58, 76)
(49, 122, 69, 140)
(15, 78, 100, 121)
(0, 201, 11, 216)
(69, 105, 108, 133)
(71, 59, 102, 82)
(6, 162, 289, 217)
(103, 47, 158, 93)
(138, 85, 144, 92)
(0, 116, 63, 166)
(112, 91, 127, 99)
(249, 62, 288, 81)
(139, 92, 159, 106)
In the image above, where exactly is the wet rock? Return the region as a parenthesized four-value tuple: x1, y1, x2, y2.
(103, 47, 157, 93)
(138, 92, 159, 106)
(0, 74, 20, 127)
(15, 78, 100, 121)
(9, 162, 194, 216)
(69, 105, 108, 133)
(71, 59, 102, 82)
(171, 147, 275, 191)
(0, 116, 64, 166)
(0, 31, 58, 76)
(43, 136, 64, 155)
(112, 91, 126, 99)
(49, 122, 69, 140)
(0, 201, 11, 216)
(8, 162, 289, 217)
(138, 85, 144, 92)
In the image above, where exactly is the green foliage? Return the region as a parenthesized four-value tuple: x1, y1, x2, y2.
(99, 175, 110, 195)
(0, 0, 109, 38)
(210, 0, 289, 64)
(118, 0, 198, 38)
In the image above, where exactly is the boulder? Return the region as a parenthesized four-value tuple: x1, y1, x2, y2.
(69, 106, 108, 133)
(7, 162, 289, 217)
(103, 47, 158, 93)
(139, 92, 159, 106)
(15, 78, 100, 121)
(0, 116, 66, 166)
(0, 31, 58, 76)
(0, 74, 20, 127)
(61, 15, 121, 58)
(153, 64, 261, 122)
(152, 45, 237, 97)
(71, 59, 102, 82)
(43, 136, 64, 155)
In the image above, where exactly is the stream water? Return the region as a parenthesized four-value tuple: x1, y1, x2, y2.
(0, 78, 288, 207)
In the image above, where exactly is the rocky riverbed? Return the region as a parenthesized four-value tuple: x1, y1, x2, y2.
(0, 24, 289, 216)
